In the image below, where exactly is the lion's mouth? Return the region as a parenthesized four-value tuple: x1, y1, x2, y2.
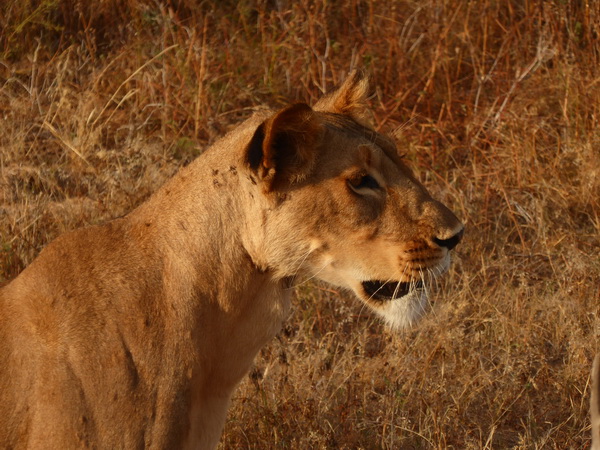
(362, 280, 424, 301)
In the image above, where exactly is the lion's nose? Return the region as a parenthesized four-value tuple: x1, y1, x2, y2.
(433, 228, 464, 251)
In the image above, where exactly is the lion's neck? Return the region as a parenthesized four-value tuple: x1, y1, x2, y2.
(127, 135, 290, 434)
(145, 151, 271, 281)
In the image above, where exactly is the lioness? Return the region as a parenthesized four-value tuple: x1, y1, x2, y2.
(0, 73, 463, 449)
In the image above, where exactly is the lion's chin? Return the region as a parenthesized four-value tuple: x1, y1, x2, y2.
(359, 285, 428, 330)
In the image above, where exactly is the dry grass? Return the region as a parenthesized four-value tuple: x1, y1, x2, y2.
(1, 0, 599, 448)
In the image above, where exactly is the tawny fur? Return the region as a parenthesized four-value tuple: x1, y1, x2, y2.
(0, 73, 463, 449)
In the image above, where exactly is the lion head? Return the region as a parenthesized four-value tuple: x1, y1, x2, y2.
(242, 72, 464, 329)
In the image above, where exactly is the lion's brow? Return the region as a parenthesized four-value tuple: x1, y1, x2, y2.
(320, 112, 398, 156)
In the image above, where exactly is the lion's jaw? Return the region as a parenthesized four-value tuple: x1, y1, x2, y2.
(296, 238, 455, 330)
(357, 251, 453, 329)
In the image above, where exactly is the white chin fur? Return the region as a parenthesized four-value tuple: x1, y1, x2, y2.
(376, 256, 451, 329)
(373, 289, 428, 330)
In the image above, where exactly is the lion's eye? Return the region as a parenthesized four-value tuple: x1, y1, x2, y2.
(348, 174, 380, 192)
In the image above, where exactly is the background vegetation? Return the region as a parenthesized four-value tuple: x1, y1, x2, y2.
(1, 0, 599, 447)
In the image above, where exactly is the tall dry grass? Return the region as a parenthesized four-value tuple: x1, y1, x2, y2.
(1, 0, 599, 447)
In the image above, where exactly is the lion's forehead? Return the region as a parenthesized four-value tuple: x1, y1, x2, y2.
(317, 133, 404, 181)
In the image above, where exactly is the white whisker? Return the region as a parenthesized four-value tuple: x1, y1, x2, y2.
(290, 259, 330, 289)
(289, 247, 314, 281)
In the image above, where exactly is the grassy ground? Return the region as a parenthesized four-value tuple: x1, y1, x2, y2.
(1, 0, 599, 448)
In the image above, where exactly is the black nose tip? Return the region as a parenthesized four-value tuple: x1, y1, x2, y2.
(433, 228, 464, 251)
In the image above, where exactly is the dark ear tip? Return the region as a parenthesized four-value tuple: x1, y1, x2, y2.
(268, 103, 318, 136)
(289, 102, 312, 111)
(278, 102, 314, 121)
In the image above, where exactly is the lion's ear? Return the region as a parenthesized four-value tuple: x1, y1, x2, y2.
(245, 103, 323, 191)
(313, 70, 372, 126)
